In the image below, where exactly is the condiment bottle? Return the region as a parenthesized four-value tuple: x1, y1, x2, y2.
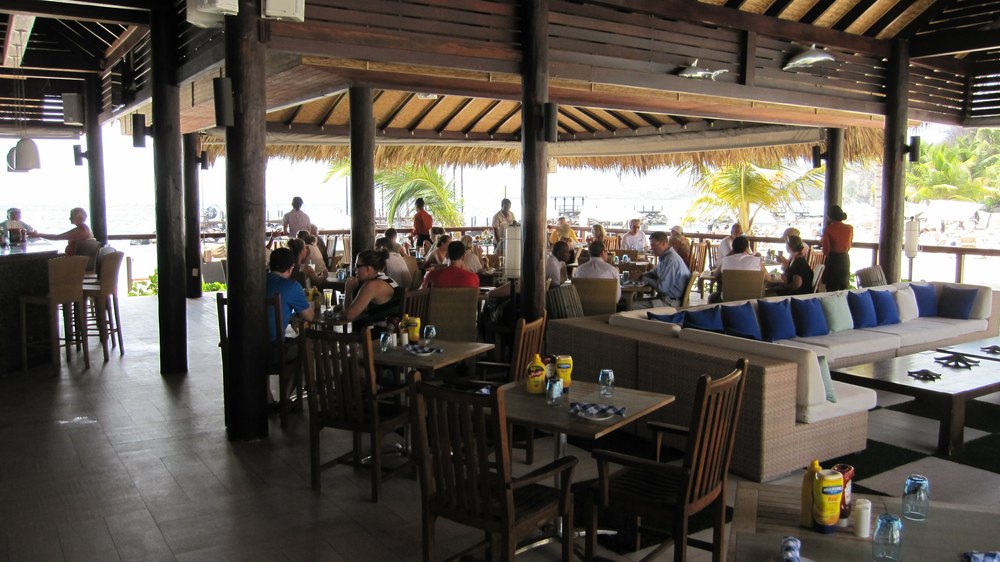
(526, 354, 546, 394)
(801, 460, 821, 528)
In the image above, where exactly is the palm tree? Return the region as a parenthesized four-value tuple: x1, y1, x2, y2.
(324, 160, 464, 226)
(682, 162, 824, 233)
(905, 130, 1000, 206)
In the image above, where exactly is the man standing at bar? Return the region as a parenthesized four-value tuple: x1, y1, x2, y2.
(282, 197, 310, 237)
(492, 198, 516, 255)
(412, 197, 433, 249)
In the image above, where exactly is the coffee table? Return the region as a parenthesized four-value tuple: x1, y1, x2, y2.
(832, 350, 1000, 455)
(730, 482, 1000, 562)
(937, 336, 1000, 362)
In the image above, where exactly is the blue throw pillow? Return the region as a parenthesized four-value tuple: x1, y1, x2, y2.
(647, 311, 685, 324)
(757, 299, 797, 341)
(938, 286, 979, 320)
(910, 283, 938, 317)
(847, 291, 877, 328)
(869, 290, 900, 325)
(791, 298, 829, 337)
(721, 302, 762, 341)
(683, 306, 724, 332)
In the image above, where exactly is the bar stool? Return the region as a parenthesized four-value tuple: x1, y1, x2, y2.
(20, 255, 90, 375)
(84, 251, 125, 362)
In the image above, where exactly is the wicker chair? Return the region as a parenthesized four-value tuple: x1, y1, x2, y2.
(20, 255, 90, 375)
(720, 269, 765, 302)
(302, 327, 410, 500)
(547, 283, 585, 320)
(83, 251, 125, 362)
(571, 278, 619, 316)
(582, 359, 749, 562)
(408, 372, 577, 562)
(855, 265, 888, 288)
(427, 287, 478, 341)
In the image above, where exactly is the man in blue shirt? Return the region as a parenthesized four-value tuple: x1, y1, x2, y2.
(266, 248, 314, 342)
(632, 231, 690, 308)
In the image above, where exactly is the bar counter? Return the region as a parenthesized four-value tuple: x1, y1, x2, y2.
(0, 241, 58, 374)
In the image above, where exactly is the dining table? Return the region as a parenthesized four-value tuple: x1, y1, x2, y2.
(374, 339, 494, 380)
(619, 282, 654, 310)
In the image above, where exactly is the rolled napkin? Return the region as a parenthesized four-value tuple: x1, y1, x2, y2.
(404, 343, 443, 355)
(569, 401, 626, 417)
(964, 553, 1000, 562)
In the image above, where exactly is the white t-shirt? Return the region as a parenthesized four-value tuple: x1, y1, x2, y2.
(620, 231, 648, 251)
(573, 258, 622, 301)
(385, 252, 412, 289)
(462, 252, 484, 274)
(718, 236, 735, 259)
(719, 253, 762, 271)
(283, 209, 311, 236)
(545, 253, 566, 287)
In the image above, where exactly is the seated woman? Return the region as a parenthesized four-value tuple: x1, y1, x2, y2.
(768, 235, 813, 296)
(460, 235, 484, 274)
(423, 234, 451, 269)
(296, 230, 328, 276)
(589, 223, 607, 244)
(342, 249, 404, 331)
(35, 207, 93, 255)
(286, 238, 328, 288)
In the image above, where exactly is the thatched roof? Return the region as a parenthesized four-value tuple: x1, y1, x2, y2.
(203, 126, 884, 173)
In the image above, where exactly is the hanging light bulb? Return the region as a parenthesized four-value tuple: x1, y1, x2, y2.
(11, 30, 40, 171)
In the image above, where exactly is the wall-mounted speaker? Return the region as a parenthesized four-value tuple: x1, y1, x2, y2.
(62, 93, 84, 126)
(73, 145, 86, 166)
(213, 77, 235, 128)
(812, 145, 823, 169)
(262, 0, 305, 21)
(132, 113, 148, 148)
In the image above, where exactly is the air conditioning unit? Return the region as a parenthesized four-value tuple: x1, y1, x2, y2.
(186, 0, 225, 27)
(62, 93, 84, 126)
(198, 0, 238, 15)
(262, 0, 305, 22)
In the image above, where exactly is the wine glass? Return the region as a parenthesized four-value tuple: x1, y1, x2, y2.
(422, 324, 437, 346)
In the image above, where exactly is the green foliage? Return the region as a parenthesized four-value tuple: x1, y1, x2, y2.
(202, 281, 227, 292)
(682, 162, 824, 234)
(906, 129, 1000, 207)
(324, 160, 464, 226)
(128, 268, 158, 296)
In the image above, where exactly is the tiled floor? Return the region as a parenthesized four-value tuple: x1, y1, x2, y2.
(0, 295, 996, 561)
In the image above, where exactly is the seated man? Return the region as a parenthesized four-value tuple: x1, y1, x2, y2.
(708, 235, 763, 303)
(545, 240, 572, 287)
(573, 240, 621, 301)
(265, 248, 314, 408)
(376, 236, 413, 289)
(422, 241, 480, 289)
(668, 225, 691, 265)
(632, 231, 690, 308)
(620, 218, 648, 251)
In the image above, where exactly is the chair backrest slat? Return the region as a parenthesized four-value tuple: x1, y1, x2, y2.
(303, 328, 378, 428)
(403, 287, 430, 320)
(855, 265, 887, 288)
(509, 312, 546, 382)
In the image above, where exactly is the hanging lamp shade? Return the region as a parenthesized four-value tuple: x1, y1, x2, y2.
(13, 138, 41, 171)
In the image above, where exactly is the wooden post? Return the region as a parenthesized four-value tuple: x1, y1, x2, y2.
(183, 133, 203, 299)
(520, 0, 548, 322)
(824, 128, 844, 214)
(84, 77, 108, 245)
(224, 0, 268, 440)
(879, 39, 909, 283)
(349, 86, 375, 262)
(150, 3, 187, 375)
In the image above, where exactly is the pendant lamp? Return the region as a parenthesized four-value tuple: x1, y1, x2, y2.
(10, 31, 41, 171)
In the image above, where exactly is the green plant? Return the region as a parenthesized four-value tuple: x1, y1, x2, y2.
(202, 281, 227, 292)
(128, 268, 158, 296)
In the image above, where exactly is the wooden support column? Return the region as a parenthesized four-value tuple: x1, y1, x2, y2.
(224, 0, 268, 440)
(520, 0, 548, 322)
(84, 77, 107, 245)
(349, 86, 375, 261)
(150, 3, 187, 375)
(183, 133, 203, 299)
(879, 39, 909, 283)
(824, 127, 844, 215)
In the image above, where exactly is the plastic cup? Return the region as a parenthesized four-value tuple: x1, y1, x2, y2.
(902, 474, 929, 521)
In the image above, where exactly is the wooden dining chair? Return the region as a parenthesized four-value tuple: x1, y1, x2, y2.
(688, 240, 708, 276)
(571, 278, 619, 316)
(216, 293, 231, 427)
(807, 248, 825, 269)
(582, 359, 749, 562)
(266, 292, 303, 429)
(618, 249, 640, 263)
(302, 326, 410, 500)
(605, 236, 621, 251)
(83, 251, 125, 362)
(427, 287, 478, 341)
(679, 272, 698, 308)
(20, 255, 90, 375)
(403, 287, 430, 320)
(400, 254, 421, 289)
(720, 269, 765, 302)
(811, 263, 825, 293)
(408, 372, 578, 562)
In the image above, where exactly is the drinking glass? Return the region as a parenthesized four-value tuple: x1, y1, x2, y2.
(872, 513, 903, 562)
(422, 325, 437, 346)
(498, 256, 505, 270)
(379, 332, 392, 353)
(598, 369, 615, 397)
(902, 474, 930, 521)
(322, 289, 333, 311)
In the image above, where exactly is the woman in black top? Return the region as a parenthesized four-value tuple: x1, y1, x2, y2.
(774, 235, 814, 296)
(343, 249, 403, 329)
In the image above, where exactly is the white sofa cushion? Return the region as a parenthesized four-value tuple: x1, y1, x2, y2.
(679, 328, 827, 412)
(797, 381, 877, 424)
(610, 307, 681, 336)
(863, 317, 985, 347)
(792, 329, 901, 362)
(895, 286, 919, 322)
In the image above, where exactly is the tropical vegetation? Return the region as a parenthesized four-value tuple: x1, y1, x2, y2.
(682, 162, 825, 233)
(324, 160, 464, 226)
(905, 129, 1000, 210)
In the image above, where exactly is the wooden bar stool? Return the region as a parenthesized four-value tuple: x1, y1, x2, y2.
(20, 255, 90, 375)
(84, 251, 125, 362)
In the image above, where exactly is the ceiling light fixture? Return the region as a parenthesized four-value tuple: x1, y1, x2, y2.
(9, 30, 41, 171)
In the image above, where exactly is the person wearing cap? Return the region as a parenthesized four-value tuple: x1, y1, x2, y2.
(718, 222, 742, 258)
(282, 196, 310, 236)
(1, 208, 36, 237)
(821, 205, 853, 291)
(668, 225, 691, 264)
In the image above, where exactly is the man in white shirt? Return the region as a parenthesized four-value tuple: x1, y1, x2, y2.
(545, 240, 571, 287)
(573, 240, 622, 301)
(491, 198, 516, 255)
(709, 235, 762, 303)
(376, 237, 413, 290)
(718, 222, 742, 258)
(620, 218, 648, 251)
(282, 196, 311, 236)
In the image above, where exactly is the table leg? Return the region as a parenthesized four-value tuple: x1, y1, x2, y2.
(938, 396, 966, 456)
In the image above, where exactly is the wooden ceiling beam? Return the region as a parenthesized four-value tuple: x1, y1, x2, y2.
(486, 105, 520, 136)
(434, 98, 473, 134)
(584, 0, 889, 56)
(318, 92, 346, 127)
(635, 112, 665, 129)
(911, 29, 1000, 59)
(558, 108, 598, 134)
(865, 1, 914, 38)
(801, 0, 836, 25)
(0, 66, 88, 79)
(607, 109, 639, 131)
(408, 96, 445, 132)
(379, 92, 415, 131)
(575, 106, 618, 132)
(266, 121, 520, 143)
(3, 15, 35, 68)
(898, 0, 952, 39)
(461, 99, 501, 135)
(103, 25, 146, 68)
(0, 1, 148, 26)
(764, 0, 795, 18)
(831, 1, 874, 32)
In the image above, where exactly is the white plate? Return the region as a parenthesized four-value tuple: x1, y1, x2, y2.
(574, 411, 614, 421)
(406, 349, 436, 357)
